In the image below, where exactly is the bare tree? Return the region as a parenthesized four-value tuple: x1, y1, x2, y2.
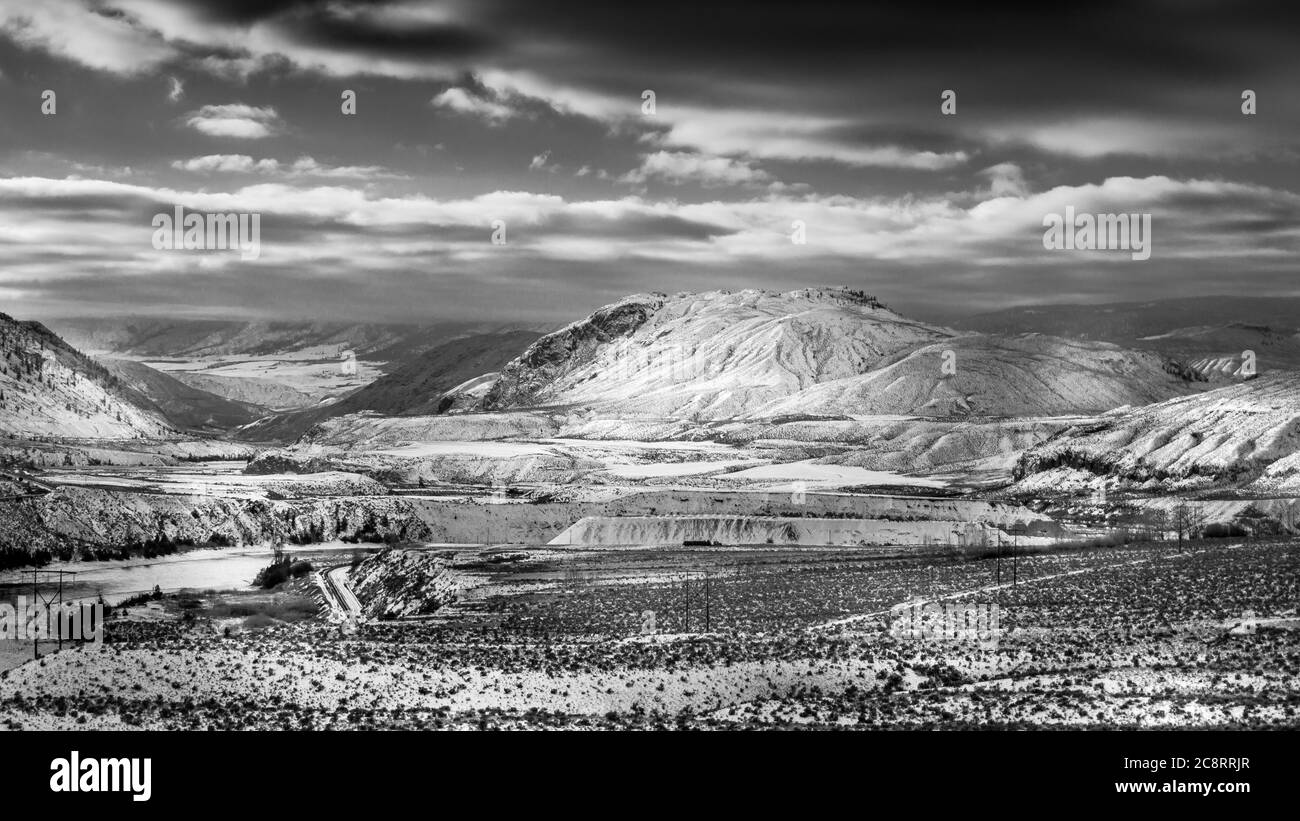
(1170, 502, 1193, 546)
(1144, 507, 1169, 542)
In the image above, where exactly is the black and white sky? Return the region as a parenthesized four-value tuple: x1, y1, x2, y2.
(0, 0, 1297, 323)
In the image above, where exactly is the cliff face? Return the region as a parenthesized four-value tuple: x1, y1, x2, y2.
(0, 486, 432, 559)
(549, 516, 1054, 549)
(1011, 374, 1300, 494)
(483, 294, 666, 410)
(348, 549, 462, 618)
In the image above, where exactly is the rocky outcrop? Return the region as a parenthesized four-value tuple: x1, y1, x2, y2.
(550, 515, 1053, 549)
(348, 549, 462, 618)
(483, 294, 666, 410)
(0, 486, 432, 559)
(1010, 373, 1300, 494)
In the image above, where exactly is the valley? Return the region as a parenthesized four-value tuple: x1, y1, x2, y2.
(2, 288, 1298, 730)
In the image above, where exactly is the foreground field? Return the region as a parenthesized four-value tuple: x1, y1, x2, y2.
(1, 540, 1296, 729)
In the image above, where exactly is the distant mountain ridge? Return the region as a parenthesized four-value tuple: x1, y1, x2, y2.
(49, 318, 430, 360)
(49, 317, 551, 364)
(97, 358, 265, 432)
(954, 296, 1300, 339)
(238, 330, 542, 442)
(959, 298, 1300, 370)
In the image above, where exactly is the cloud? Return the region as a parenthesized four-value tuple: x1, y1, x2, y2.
(279, 157, 407, 180)
(529, 151, 555, 172)
(0, 0, 479, 80)
(430, 87, 518, 123)
(477, 71, 968, 171)
(171, 154, 276, 174)
(171, 154, 407, 180)
(978, 163, 1029, 197)
(166, 75, 184, 103)
(0, 0, 178, 74)
(983, 117, 1255, 159)
(3, 172, 1297, 324)
(621, 151, 771, 188)
(653, 107, 969, 170)
(184, 104, 281, 139)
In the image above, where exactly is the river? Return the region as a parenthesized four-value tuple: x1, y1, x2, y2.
(0, 544, 366, 606)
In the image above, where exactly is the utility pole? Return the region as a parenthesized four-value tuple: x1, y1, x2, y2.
(683, 575, 690, 633)
(1007, 524, 1025, 587)
(704, 572, 711, 633)
(996, 532, 1002, 585)
(57, 570, 64, 652)
(30, 569, 72, 660)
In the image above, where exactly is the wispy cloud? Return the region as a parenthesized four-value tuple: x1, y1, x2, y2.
(621, 151, 772, 188)
(431, 87, 518, 124)
(477, 71, 968, 171)
(171, 155, 407, 180)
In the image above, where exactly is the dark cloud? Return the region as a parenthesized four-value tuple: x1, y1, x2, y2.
(284, 14, 497, 58)
(170, 0, 351, 25)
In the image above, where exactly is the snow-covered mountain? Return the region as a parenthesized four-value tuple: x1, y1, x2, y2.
(754, 334, 1200, 418)
(476, 288, 1201, 421)
(481, 288, 952, 419)
(0, 313, 178, 439)
(1011, 373, 1300, 494)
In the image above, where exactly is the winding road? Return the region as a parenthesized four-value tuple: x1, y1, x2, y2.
(316, 563, 364, 623)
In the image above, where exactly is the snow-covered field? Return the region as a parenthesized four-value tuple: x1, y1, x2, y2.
(143, 348, 381, 405)
(717, 460, 946, 489)
(2, 539, 1295, 730)
(40, 466, 387, 499)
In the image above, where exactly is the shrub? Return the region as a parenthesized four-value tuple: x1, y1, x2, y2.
(253, 558, 313, 589)
(242, 613, 276, 630)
